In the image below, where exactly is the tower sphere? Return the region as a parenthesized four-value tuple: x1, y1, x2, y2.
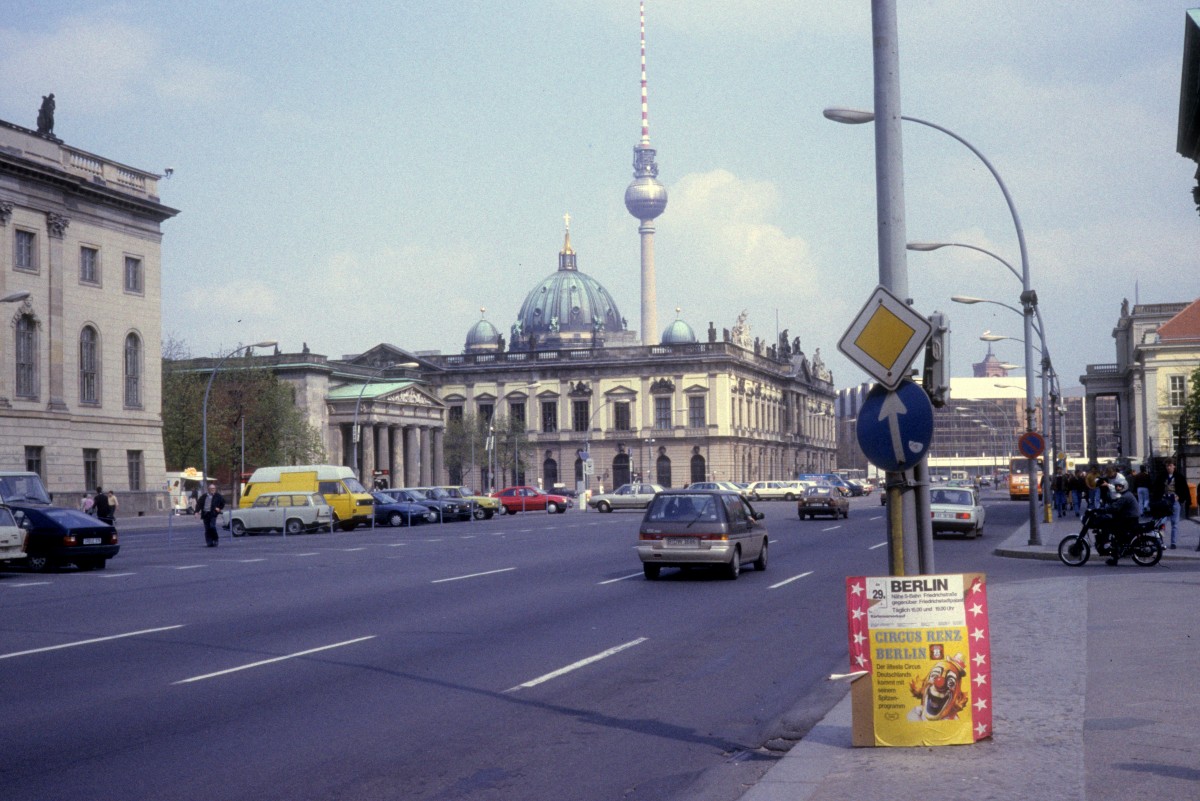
(625, 175, 668, 221)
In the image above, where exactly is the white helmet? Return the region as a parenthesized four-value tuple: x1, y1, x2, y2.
(1112, 474, 1128, 491)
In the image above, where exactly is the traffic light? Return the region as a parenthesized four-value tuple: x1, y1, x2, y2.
(922, 311, 950, 408)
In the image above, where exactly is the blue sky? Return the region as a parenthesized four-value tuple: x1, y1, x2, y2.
(3, 1, 1198, 390)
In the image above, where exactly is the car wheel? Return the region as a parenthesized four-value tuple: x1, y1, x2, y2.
(724, 547, 741, 580)
(27, 552, 56, 573)
(784, 493, 795, 501)
(339, 521, 357, 531)
(597, 501, 612, 513)
(472, 507, 487, 521)
(753, 540, 768, 571)
(91, 557, 108, 571)
(285, 518, 303, 536)
(546, 502, 559, 514)
(643, 563, 660, 580)
(389, 512, 405, 527)
(231, 520, 247, 538)
(975, 525, 984, 538)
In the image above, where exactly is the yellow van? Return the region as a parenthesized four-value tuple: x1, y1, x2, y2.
(240, 465, 373, 530)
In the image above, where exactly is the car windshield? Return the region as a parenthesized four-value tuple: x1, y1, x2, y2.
(0, 475, 52, 504)
(647, 494, 719, 523)
(343, 477, 368, 493)
(372, 491, 398, 504)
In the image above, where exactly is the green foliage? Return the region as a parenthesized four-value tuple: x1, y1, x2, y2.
(162, 350, 326, 481)
(1181, 365, 1200, 447)
(443, 412, 532, 488)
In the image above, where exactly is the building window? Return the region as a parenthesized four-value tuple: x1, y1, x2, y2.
(80, 326, 99, 404)
(690, 453, 706, 483)
(80, 246, 99, 284)
(510, 401, 526, 430)
(1169, 375, 1187, 407)
(15, 230, 37, 273)
(614, 401, 631, 431)
(448, 405, 464, 424)
(127, 451, 144, 491)
(478, 402, 493, 423)
(15, 314, 37, 399)
(688, 395, 706, 428)
(124, 256, 143, 294)
(124, 333, 142, 408)
(572, 400, 590, 433)
(656, 453, 672, 488)
(25, 446, 43, 478)
(84, 448, 100, 490)
(541, 400, 558, 433)
(654, 397, 671, 430)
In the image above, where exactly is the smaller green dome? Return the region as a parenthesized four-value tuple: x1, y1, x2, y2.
(465, 312, 501, 353)
(661, 314, 697, 345)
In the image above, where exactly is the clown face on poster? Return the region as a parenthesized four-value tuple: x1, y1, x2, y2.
(845, 573, 992, 747)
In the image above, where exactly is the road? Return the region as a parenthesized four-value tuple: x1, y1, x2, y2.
(0, 489, 1046, 801)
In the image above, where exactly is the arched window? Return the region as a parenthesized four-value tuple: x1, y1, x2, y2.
(124, 332, 142, 408)
(656, 453, 672, 488)
(79, 326, 99, 404)
(15, 314, 37, 399)
(543, 457, 558, 490)
(612, 452, 631, 488)
(690, 454, 706, 484)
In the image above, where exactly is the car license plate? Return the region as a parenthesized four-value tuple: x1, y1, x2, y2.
(665, 537, 698, 547)
(83, 537, 102, 545)
(935, 512, 953, 519)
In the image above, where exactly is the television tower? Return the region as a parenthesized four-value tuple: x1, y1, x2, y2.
(624, 0, 668, 346)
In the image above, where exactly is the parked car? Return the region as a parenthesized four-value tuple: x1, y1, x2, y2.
(15, 506, 119, 571)
(747, 480, 802, 501)
(379, 488, 462, 523)
(0, 505, 25, 565)
(797, 485, 850, 519)
(227, 491, 334, 536)
(412, 487, 473, 521)
(637, 489, 768, 580)
(371, 491, 437, 526)
(588, 482, 664, 512)
(0, 471, 118, 571)
(439, 486, 501, 520)
(492, 486, 571, 514)
(930, 487, 986, 538)
(687, 481, 750, 500)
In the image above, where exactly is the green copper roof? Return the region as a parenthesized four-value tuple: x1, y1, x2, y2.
(327, 379, 419, 401)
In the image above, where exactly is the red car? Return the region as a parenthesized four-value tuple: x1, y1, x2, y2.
(491, 486, 572, 514)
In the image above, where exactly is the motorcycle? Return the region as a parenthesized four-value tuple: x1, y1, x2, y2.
(1057, 507, 1167, 567)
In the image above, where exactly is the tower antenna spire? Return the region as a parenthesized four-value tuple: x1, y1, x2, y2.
(639, 0, 650, 146)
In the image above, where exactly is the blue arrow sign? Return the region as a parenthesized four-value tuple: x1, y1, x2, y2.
(856, 380, 935, 473)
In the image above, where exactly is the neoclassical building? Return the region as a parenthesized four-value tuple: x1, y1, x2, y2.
(0, 114, 177, 510)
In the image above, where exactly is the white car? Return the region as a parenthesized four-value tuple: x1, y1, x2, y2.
(227, 491, 334, 536)
(929, 487, 986, 538)
(747, 481, 803, 501)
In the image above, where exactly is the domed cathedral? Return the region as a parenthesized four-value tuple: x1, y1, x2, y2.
(508, 219, 638, 352)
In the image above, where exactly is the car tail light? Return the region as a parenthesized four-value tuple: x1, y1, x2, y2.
(63, 535, 77, 546)
(699, 533, 729, 541)
(111, 532, 118, 544)
(956, 513, 971, 520)
(639, 532, 662, 540)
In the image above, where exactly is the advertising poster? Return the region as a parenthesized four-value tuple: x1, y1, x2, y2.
(845, 573, 992, 747)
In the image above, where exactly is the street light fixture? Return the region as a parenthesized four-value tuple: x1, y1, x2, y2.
(0, 291, 30, 304)
(201, 340, 278, 492)
(829, 106, 1042, 545)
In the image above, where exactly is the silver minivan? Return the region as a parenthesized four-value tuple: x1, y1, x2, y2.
(637, 490, 768, 580)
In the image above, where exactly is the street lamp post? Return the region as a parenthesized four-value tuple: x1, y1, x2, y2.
(201, 340, 278, 492)
(827, 105, 1041, 546)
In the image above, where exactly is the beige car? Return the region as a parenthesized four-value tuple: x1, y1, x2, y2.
(637, 490, 768, 580)
(748, 480, 803, 501)
(588, 482, 664, 512)
(227, 491, 334, 536)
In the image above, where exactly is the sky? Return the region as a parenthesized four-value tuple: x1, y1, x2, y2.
(4, 1, 1200, 393)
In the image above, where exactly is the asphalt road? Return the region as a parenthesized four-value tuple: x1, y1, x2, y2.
(0, 489, 1045, 801)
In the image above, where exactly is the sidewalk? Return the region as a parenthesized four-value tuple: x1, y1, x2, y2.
(739, 515, 1200, 801)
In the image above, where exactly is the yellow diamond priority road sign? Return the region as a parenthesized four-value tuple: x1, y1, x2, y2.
(838, 285, 933, 390)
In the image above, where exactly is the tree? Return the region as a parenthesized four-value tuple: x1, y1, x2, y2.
(443, 413, 531, 491)
(1180, 365, 1200, 451)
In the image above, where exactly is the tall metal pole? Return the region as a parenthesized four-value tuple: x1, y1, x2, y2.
(201, 340, 276, 491)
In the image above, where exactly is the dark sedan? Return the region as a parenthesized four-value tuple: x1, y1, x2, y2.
(370, 491, 436, 526)
(15, 506, 119, 571)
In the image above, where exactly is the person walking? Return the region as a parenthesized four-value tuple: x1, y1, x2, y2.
(1052, 469, 1069, 519)
(1152, 459, 1192, 550)
(1131, 465, 1151, 514)
(193, 481, 226, 547)
(92, 486, 113, 525)
(1070, 469, 1087, 517)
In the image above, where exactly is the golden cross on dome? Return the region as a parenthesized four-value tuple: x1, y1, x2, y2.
(563, 212, 571, 232)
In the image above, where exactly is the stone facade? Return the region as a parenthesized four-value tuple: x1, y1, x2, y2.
(0, 118, 177, 513)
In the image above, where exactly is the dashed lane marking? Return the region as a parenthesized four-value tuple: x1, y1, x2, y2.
(768, 571, 814, 590)
(1, 625, 185, 660)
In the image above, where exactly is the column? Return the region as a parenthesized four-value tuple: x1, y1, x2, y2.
(46, 212, 69, 411)
(360, 421, 375, 483)
(372, 424, 386, 485)
(431, 427, 444, 486)
(419, 426, 431, 485)
(404, 426, 419, 487)
(388, 425, 401, 488)
(0, 202, 12, 407)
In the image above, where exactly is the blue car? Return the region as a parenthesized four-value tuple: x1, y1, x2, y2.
(16, 506, 119, 572)
(370, 491, 435, 526)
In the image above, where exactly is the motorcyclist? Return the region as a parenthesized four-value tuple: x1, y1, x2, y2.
(1102, 475, 1141, 566)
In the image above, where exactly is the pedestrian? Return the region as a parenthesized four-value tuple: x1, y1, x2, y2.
(1070, 469, 1087, 517)
(92, 486, 113, 525)
(1152, 459, 1192, 550)
(1052, 469, 1069, 519)
(1086, 465, 1101, 511)
(106, 490, 119, 521)
(193, 481, 225, 547)
(1131, 465, 1151, 514)
(80, 492, 95, 515)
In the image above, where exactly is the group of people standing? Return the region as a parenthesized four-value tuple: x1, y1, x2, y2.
(1050, 460, 1193, 551)
(80, 486, 118, 526)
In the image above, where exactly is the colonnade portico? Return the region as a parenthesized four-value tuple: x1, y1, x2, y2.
(335, 421, 443, 488)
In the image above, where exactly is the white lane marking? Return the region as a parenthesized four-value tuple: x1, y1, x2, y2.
(822, 525, 841, 532)
(870, 516, 882, 521)
(98, 572, 136, 578)
(174, 636, 376, 685)
(769, 571, 813, 590)
(460, 535, 476, 540)
(598, 573, 644, 585)
(387, 543, 408, 547)
(237, 558, 267, 563)
(342, 548, 366, 552)
(505, 637, 649, 692)
(431, 567, 516, 584)
(3, 581, 51, 588)
(869, 542, 888, 550)
(291, 552, 319, 557)
(0, 625, 184, 660)
(175, 565, 206, 570)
